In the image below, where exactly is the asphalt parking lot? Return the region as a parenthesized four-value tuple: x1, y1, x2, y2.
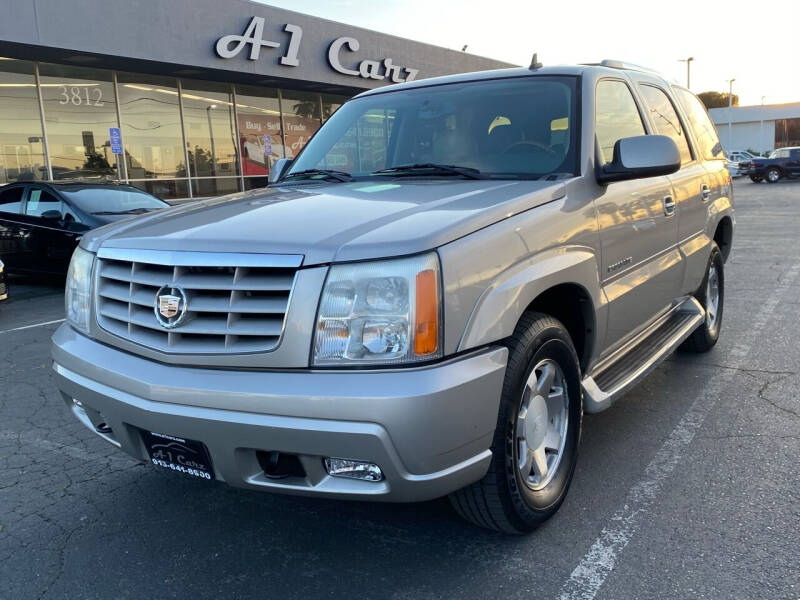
(1, 179, 798, 600)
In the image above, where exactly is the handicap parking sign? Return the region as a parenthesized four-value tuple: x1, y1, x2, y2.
(109, 127, 123, 154)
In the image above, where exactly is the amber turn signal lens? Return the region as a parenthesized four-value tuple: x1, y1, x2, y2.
(414, 269, 439, 355)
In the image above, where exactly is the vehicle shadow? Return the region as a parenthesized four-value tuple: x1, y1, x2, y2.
(63, 458, 566, 599)
(50, 364, 699, 599)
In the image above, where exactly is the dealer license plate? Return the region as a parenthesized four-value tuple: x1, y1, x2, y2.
(141, 430, 215, 481)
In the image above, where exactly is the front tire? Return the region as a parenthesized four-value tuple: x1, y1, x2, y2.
(749, 174, 763, 183)
(449, 312, 582, 533)
(681, 242, 724, 353)
(765, 167, 781, 183)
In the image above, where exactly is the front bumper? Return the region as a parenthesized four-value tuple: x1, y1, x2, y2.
(52, 324, 507, 502)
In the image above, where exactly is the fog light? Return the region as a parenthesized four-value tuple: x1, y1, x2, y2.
(324, 457, 383, 482)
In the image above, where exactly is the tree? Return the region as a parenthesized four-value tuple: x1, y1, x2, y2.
(292, 100, 320, 120)
(697, 91, 739, 109)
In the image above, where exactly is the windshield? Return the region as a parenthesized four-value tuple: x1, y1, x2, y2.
(60, 187, 167, 214)
(286, 76, 578, 180)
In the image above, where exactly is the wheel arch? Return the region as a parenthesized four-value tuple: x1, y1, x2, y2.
(714, 215, 734, 262)
(456, 247, 603, 373)
(521, 283, 596, 373)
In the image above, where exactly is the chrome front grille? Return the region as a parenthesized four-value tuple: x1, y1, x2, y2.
(94, 248, 302, 354)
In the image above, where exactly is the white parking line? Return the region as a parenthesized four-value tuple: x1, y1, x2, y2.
(559, 263, 800, 600)
(0, 318, 65, 334)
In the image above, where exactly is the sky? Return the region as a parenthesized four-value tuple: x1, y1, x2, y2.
(256, 0, 799, 106)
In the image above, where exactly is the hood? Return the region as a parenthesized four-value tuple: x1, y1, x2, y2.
(83, 179, 567, 265)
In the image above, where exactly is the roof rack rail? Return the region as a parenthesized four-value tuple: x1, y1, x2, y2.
(590, 59, 665, 77)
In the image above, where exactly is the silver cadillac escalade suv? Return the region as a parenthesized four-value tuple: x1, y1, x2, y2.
(52, 60, 734, 533)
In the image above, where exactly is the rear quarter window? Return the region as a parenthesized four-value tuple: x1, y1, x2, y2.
(637, 84, 693, 165)
(673, 87, 725, 161)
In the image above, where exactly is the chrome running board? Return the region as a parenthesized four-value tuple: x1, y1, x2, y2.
(582, 297, 704, 413)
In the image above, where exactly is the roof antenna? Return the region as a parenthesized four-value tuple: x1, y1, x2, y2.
(529, 53, 543, 70)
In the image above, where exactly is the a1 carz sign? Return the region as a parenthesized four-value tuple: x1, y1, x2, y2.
(215, 16, 419, 83)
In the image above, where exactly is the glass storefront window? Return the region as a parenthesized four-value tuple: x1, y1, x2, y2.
(243, 177, 269, 191)
(181, 80, 238, 188)
(129, 178, 189, 201)
(281, 90, 321, 159)
(117, 73, 185, 179)
(0, 58, 46, 183)
(0, 58, 355, 200)
(191, 176, 241, 198)
(38, 63, 120, 181)
(235, 84, 283, 177)
(322, 94, 348, 121)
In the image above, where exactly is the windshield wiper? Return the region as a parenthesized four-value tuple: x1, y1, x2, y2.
(91, 208, 154, 215)
(280, 169, 353, 183)
(372, 163, 486, 180)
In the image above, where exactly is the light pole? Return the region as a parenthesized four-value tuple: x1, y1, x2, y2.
(679, 56, 694, 89)
(727, 78, 735, 152)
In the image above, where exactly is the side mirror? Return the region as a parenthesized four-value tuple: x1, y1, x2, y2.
(268, 158, 292, 184)
(597, 134, 680, 184)
(40, 210, 63, 221)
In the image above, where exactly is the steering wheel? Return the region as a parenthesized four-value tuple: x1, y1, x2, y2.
(502, 140, 557, 156)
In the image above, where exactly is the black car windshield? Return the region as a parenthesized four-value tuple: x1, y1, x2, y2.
(286, 76, 578, 180)
(60, 187, 167, 214)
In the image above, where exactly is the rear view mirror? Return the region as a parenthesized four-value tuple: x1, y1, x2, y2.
(268, 158, 293, 184)
(597, 134, 680, 184)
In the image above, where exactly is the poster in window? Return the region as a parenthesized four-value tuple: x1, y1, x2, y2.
(238, 113, 283, 176)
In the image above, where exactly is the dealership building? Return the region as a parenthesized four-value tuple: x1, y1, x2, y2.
(709, 102, 800, 155)
(0, 0, 510, 200)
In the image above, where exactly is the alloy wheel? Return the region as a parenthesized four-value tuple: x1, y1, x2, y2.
(515, 359, 569, 491)
(705, 260, 721, 336)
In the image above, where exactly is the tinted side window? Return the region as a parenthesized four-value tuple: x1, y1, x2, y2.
(24, 189, 62, 217)
(595, 80, 646, 165)
(638, 85, 692, 165)
(673, 88, 724, 160)
(776, 149, 790, 158)
(0, 187, 24, 214)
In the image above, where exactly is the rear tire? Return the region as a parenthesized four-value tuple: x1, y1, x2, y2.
(765, 167, 781, 183)
(449, 312, 582, 533)
(681, 242, 724, 353)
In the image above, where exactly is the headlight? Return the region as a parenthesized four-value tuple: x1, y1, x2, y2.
(65, 247, 95, 334)
(313, 253, 442, 366)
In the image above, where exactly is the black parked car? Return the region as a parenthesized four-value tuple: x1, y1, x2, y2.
(741, 147, 800, 183)
(0, 182, 168, 275)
